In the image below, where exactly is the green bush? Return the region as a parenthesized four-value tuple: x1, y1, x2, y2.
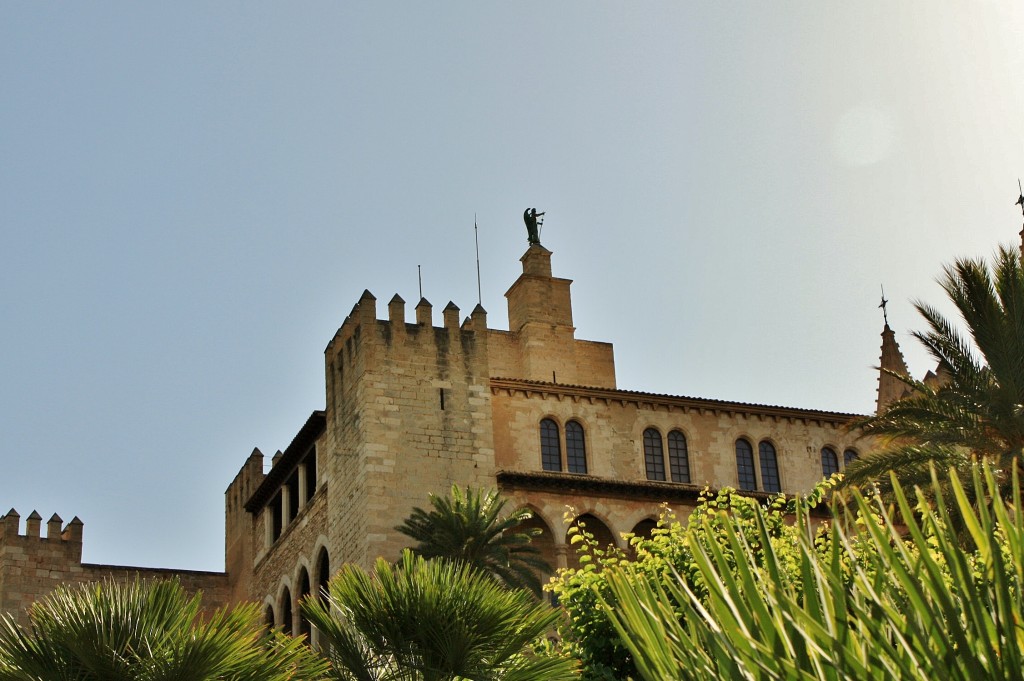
(547, 478, 839, 680)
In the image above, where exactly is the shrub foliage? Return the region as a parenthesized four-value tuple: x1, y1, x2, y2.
(550, 463, 1023, 680)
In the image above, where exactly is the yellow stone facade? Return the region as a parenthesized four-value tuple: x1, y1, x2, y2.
(226, 243, 867, 635)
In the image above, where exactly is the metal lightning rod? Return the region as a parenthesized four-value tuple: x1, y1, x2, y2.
(474, 214, 482, 306)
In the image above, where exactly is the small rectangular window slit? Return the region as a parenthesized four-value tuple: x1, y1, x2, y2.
(439, 388, 445, 410)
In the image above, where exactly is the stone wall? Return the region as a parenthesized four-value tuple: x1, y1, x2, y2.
(0, 510, 227, 627)
(490, 379, 862, 495)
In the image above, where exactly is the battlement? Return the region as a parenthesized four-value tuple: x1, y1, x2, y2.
(324, 246, 569, 371)
(327, 289, 489, 356)
(0, 506, 228, 627)
(322, 246, 615, 404)
(0, 509, 82, 544)
(324, 286, 492, 407)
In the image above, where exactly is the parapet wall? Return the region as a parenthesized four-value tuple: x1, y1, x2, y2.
(0, 509, 228, 627)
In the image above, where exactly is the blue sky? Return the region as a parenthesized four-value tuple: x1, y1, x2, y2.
(2, 4, 1023, 571)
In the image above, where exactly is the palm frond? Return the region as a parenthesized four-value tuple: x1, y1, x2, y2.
(849, 246, 1024, 496)
(395, 485, 550, 596)
(0, 578, 328, 681)
(302, 551, 578, 681)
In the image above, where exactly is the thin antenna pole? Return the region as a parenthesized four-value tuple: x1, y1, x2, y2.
(474, 214, 482, 306)
(418, 265, 422, 300)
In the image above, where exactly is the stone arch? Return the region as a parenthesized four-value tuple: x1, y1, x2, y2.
(515, 505, 556, 580)
(628, 517, 659, 560)
(296, 566, 312, 641)
(631, 517, 658, 540)
(538, 413, 564, 427)
(313, 544, 331, 604)
(565, 512, 617, 571)
(280, 586, 293, 636)
(263, 601, 275, 629)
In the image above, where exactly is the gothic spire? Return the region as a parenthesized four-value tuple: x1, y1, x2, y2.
(876, 300, 911, 415)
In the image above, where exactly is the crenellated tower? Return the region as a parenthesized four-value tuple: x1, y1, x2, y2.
(0, 509, 84, 623)
(316, 283, 496, 572)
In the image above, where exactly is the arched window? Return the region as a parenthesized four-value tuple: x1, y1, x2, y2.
(281, 587, 293, 636)
(736, 439, 756, 491)
(316, 548, 330, 605)
(540, 419, 561, 472)
(759, 441, 781, 493)
(565, 421, 587, 474)
(843, 448, 859, 466)
(643, 428, 665, 481)
(667, 430, 690, 483)
(821, 447, 839, 477)
(298, 569, 311, 640)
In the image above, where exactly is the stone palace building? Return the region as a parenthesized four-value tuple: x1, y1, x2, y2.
(2, 233, 913, 633)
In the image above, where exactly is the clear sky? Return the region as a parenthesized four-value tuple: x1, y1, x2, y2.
(2, 4, 1023, 571)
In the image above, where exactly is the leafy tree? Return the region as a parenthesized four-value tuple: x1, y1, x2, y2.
(302, 550, 578, 681)
(600, 463, 1024, 681)
(395, 485, 550, 595)
(847, 245, 1024, 493)
(0, 578, 328, 681)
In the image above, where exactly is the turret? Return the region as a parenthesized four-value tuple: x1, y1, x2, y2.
(25, 511, 41, 538)
(876, 323, 912, 414)
(415, 297, 432, 326)
(505, 244, 574, 333)
(47, 514, 62, 540)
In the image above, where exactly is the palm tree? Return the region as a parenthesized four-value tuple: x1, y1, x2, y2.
(302, 550, 578, 681)
(846, 245, 1024, 493)
(0, 578, 327, 681)
(395, 485, 550, 596)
